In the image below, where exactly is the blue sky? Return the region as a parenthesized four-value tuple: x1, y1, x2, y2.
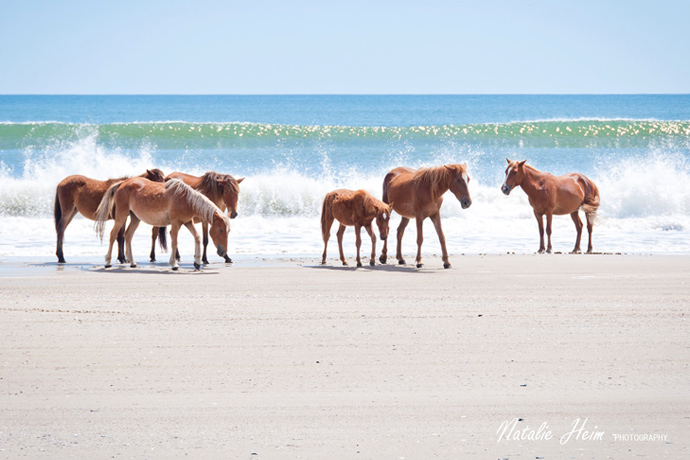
(1, 0, 689, 94)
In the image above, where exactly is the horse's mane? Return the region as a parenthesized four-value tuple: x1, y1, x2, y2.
(414, 165, 463, 200)
(360, 191, 390, 215)
(166, 179, 231, 227)
(199, 171, 241, 200)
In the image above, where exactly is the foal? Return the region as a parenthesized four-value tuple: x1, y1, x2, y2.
(321, 189, 392, 267)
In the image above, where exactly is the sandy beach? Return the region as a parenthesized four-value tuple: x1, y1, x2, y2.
(0, 254, 688, 459)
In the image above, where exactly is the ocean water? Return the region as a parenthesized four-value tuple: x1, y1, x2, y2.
(1, 95, 689, 261)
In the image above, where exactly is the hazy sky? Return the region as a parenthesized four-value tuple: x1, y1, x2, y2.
(1, 0, 689, 94)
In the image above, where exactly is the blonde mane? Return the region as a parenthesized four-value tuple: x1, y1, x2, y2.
(166, 179, 231, 227)
(414, 165, 451, 200)
(361, 191, 390, 216)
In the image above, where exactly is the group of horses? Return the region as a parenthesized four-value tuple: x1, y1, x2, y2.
(53, 159, 600, 271)
(321, 160, 599, 269)
(54, 170, 243, 270)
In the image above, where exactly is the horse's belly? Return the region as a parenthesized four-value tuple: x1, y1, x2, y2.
(130, 204, 170, 227)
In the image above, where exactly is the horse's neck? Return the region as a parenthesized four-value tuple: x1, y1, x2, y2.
(520, 167, 546, 194)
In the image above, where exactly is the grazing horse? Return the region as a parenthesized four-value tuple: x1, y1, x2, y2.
(379, 164, 472, 269)
(96, 178, 230, 271)
(501, 159, 600, 254)
(320, 189, 392, 267)
(149, 171, 243, 264)
(54, 169, 165, 264)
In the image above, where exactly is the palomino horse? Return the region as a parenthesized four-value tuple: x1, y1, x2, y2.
(149, 171, 243, 264)
(96, 178, 230, 271)
(501, 159, 600, 254)
(54, 169, 165, 264)
(379, 164, 472, 269)
(321, 189, 392, 267)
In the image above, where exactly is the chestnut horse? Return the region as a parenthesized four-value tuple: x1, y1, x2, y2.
(501, 159, 600, 254)
(321, 189, 392, 267)
(96, 178, 230, 271)
(379, 164, 472, 269)
(54, 169, 165, 264)
(149, 171, 243, 264)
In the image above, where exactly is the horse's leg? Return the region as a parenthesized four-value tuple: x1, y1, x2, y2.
(430, 212, 451, 269)
(105, 212, 128, 268)
(534, 211, 545, 253)
(570, 211, 583, 254)
(355, 223, 363, 267)
(184, 221, 202, 270)
(201, 221, 210, 265)
(169, 223, 181, 270)
(117, 219, 127, 264)
(56, 207, 78, 264)
(365, 223, 376, 267)
(124, 214, 141, 268)
(321, 214, 334, 265)
(414, 217, 425, 268)
(150, 227, 159, 262)
(586, 216, 594, 254)
(379, 229, 388, 265)
(545, 212, 553, 254)
(337, 224, 348, 266)
(395, 217, 410, 265)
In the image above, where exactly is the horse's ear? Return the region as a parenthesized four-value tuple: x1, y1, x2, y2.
(506, 158, 511, 164)
(519, 160, 527, 168)
(236, 177, 245, 184)
(146, 169, 151, 174)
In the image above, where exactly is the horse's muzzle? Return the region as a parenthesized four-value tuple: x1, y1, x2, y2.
(461, 198, 472, 209)
(217, 246, 227, 257)
(501, 184, 512, 195)
(380, 234, 388, 241)
(230, 211, 238, 219)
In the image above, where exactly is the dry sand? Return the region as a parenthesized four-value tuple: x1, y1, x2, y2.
(0, 254, 688, 459)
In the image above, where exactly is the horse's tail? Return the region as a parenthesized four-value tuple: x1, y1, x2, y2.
(95, 182, 122, 241)
(581, 176, 601, 226)
(381, 171, 395, 204)
(158, 227, 168, 252)
(54, 189, 62, 231)
(321, 192, 336, 242)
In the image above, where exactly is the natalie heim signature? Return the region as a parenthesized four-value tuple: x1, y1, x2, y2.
(497, 418, 604, 444)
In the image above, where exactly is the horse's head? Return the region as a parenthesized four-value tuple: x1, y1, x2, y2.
(375, 203, 394, 241)
(209, 211, 230, 257)
(446, 164, 472, 209)
(502, 159, 526, 195)
(144, 169, 166, 182)
(222, 176, 244, 219)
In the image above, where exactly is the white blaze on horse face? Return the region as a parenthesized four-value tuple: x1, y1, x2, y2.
(462, 172, 469, 185)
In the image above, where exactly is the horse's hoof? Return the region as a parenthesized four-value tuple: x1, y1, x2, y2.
(150, 258, 156, 263)
(537, 250, 545, 254)
(369, 260, 375, 267)
(104, 264, 111, 269)
(194, 262, 201, 270)
(546, 249, 552, 254)
(416, 263, 424, 268)
(342, 262, 348, 266)
(379, 256, 387, 264)
(57, 259, 66, 264)
(202, 259, 210, 265)
(172, 266, 179, 271)
(357, 262, 363, 267)
(443, 263, 451, 269)
(398, 259, 406, 265)
(130, 263, 137, 268)
(570, 250, 581, 254)
(224, 256, 233, 264)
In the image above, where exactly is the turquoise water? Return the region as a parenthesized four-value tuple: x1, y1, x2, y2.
(1, 95, 689, 257)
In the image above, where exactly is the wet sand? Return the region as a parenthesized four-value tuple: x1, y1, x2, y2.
(0, 254, 688, 459)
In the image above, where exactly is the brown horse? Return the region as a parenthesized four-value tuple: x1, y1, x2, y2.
(96, 178, 230, 271)
(321, 189, 393, 267)
(149, 171, 243, 264)
(501, 159, 600, 254)
(54, 169, 165, 264)
(379, 164, 472, 269)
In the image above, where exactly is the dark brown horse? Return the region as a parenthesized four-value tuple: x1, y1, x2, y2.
(54, 169, 165, 263)
(320, 189, 392, 267)
(379, 164, 472, 268)
(149, 171, 243, 264)
(96, 178, 230, 271)
(501, 159, 600, 254)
